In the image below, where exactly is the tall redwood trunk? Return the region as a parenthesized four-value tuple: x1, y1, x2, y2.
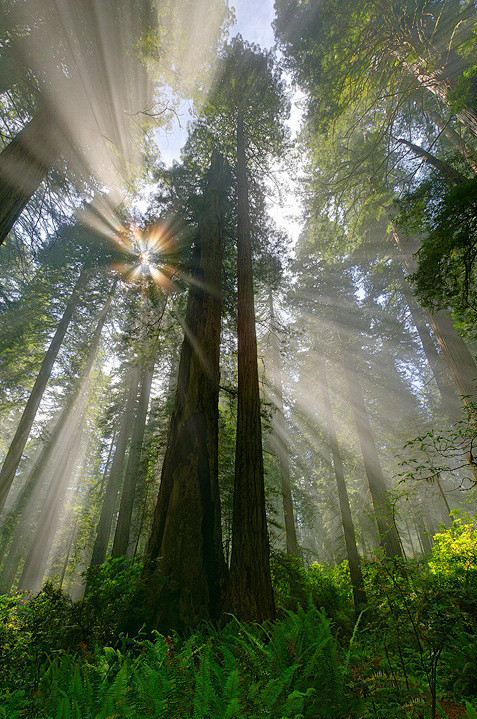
(230, 111, 275, 622)
(0, 270, 87, 513)
(0, 106, 63, 245)
(339, 332, 403, 558)
(111, 362, 154, 558)
(318, 360, 367, 609)
(268, 293, 300, 558)
(127, 151, 227, 632)
(392, 226, 477, 409)
(398, 271, 462, 421)
(89, 366, 141, 569)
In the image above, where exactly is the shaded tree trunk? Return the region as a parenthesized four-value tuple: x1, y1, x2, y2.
(230, 111, 275, 622)
(339, 332, 403, 558)
(318, 359, 367, 610)
(89, 366, 141, 569)
(0, 269, 87, 513)
(392, 226, 477, 410)
(127, 151, 228, 633)
(267, 293, 300, 558)
(111, 361, 154, 558)
(399, 271, 462, 421)
(0, 106, 64, 245)
(426, 110, 477, 173)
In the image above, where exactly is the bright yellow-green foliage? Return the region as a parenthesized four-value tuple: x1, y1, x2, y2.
(429, 512, 477, 577)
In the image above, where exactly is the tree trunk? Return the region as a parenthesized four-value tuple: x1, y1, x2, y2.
(393, 50, 477, 137)
(318, 359, 367, 609)
(426, 110, 477, 173)
(398, 271, 462, 421)
(267, 293, 300, 559)
(111, 362, 154, 558)
(18, 407, 87, 592)
(396, 138, 468, 183)
(392, 226, 477, 409)
(0, 106, 63, 245)
(339, 332, 403, 558)
(230, 111, 275, 622)
(89, 366, 141, 569)
(0, 270, 87, 513)
(127, 151, 228, 633)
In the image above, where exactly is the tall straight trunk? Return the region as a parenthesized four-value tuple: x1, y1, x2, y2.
(0, 270, 87, 513)
(268, 293, 300, 558)
(18, 406, 87, 592)
(339, 333, 403, 558)
(415, 511, 432, 555)
(0, 106, 63, 245)
(318, 360, 367, 609)
(0, 292, 114, 592)
(128, 151, 227, 633)
(392, 226, 477, 409)
(399, 271, 462, 421)
(111, 362, 154, 558)
(89, 366, 141, 569)
(230, 112, 275, 622)
(427, 110, 477, 173)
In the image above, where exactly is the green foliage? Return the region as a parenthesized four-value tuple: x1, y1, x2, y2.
(0, 606, 352, 718)
(271, 552, 354, 629)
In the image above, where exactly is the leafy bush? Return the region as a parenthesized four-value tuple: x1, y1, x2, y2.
(0, 606, 353, 719)
(271, 551, 354, 629)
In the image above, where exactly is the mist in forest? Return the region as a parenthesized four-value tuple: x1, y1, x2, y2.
(1, 1, 477, 716)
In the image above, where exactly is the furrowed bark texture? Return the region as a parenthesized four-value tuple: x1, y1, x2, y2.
(318, 360, 367, 610)
(339, 333, 403, 559)
(230, 111, 275, 622)
(0, 270, 87, 513)
(131, 151, 227, 633)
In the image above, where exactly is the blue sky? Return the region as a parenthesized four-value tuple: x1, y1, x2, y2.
(155, 0, 277, 165)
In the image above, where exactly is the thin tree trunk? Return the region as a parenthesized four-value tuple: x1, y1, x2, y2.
(0, 106, 63, 245)
(318, 359, 367, 609)
(399, 272, 462, 421)
(339, 332, 403, 558)
(396, 138, 468, 183)
(127, 151, 228, 633)
(89, 366, 141, 569)
(111, 362, 154, 558)
(0, 291, 114, 591)
(230, 111, 275, 622)
(415, 512, 432, 555)
(392, 226, 477, 410)
(0, 270, 87, 513)
(426, 110, 477, 173)
(267, 293, 300, 559)
(18, 406, 87, 592)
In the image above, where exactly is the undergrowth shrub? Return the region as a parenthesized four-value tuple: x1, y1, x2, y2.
(0, 606, 354, 719)
(271, 551, 354, 630)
